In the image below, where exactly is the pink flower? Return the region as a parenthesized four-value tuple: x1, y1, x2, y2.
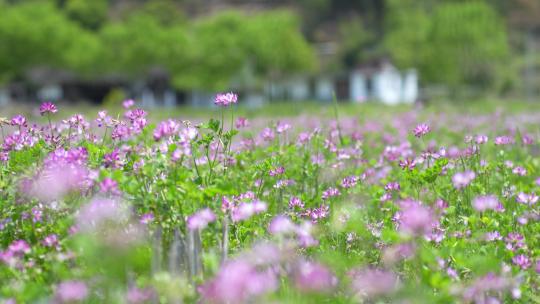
(235, 117, 249, 128)
(214, 92, 238, 107)
(187, 208, 216, 230)
(472, 195, 500, 212)
(10, 114, 27, 127)
(289, 196, 304, 209)
(268, 215, 296, 235)
(293, 260, 337, 293)
(512, 254, 531, 270)
(516, 192, 538, 205)
(452, 170, 475, 189)
(397, 200, 435, 236)
(55, 281, 88, 303)
(199, 260, 277, 303)
(39, 102, 58, 115)
(231, 201, 267, 222)
(413, 123, 430, 138)
(349, 268, 400, 299)
(122, 99, 135, 109)
(495, 136, 513, 145)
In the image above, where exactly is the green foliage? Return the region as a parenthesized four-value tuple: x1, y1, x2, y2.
(0, 2, 99, 82)
(64, 0, 108, 30)
(385, 0, 510, 92)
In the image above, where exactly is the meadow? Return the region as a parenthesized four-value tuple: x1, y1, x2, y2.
(0, 96, 539, 303)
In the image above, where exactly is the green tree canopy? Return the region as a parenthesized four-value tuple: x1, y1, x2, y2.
(0, 2, 100, 83)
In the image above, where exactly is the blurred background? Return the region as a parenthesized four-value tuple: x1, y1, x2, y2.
(0, 0, 539, 108)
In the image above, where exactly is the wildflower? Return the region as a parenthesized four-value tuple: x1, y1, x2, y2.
(495, 136, 513, 145)
(122, 99, 135, 109)
(187, 208, 216, 230)
(289, 196, 304, 209)
(39, 101, 58, 115)
(475, 135, 488, 144)
(512, 166, 527, 176)
(452, 170, 475, 189)
(472, 195, 499, 212)
(521, 134, 534, 145)
(341, 176, 359, 188)
(10, 114, 27, 127)
(214, 92, 238, 107)
(139, 213, 154, 225)
(512, 254, 531, 270)
(516, 192, 538, 205)
(384, 181, 400, 192)
(42, 234, 59, 248)
(260, 127, 275, 142)
(293, 260, 337, 293)
(269, 166, 285, 176)
(9, 240, 31, 255)
(99, 177, 121, 195)
(413, 123, 430, 137)
(199, 260, 277, 303)
(276, 121, 291, 134)
(397, 200, 435, 236)
(268, 215, 296, 235)
(235, 117, 249, 128)
(103, 149, 122, 168)
(484, 231, 503, 242)
(55, 281, 88, 303)
(322, 187, 340, 200)
(349, 268, 400, 299)
(126, 287, 156, 304)
(399, 157, 416, 170)
(231, 201, 267, 222)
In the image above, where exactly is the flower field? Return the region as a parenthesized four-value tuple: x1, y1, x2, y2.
(0, 97, 539, 303)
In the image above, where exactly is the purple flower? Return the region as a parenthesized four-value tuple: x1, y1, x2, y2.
(153, 119, 180, 141)
(8, 240, 31, 255)
(99, 178, 120, 195)
(397, 200, 435, 236)
(55, 281, 88, 303)
(269, 166, 285, 176)
(42, 234, 59, 248)
(413, 123, 430, 137)
(384, 181, 400, 192)
(516, 192, 538, 205)
(495, 136, 513, 145)
(139, 213, 154, 225)
(231, 201, 267, 222)
(103, 149, 122, 168)
(260, 127, 275, 142)
(341, 176, 359, 188)
(235, 117, 249, 128)
(10, 114, 27, 127)
(512, 166, 527, 176)
(452, 170, 475, 189)
(475, 135, 488, 144)
(322, 187, 340, 200)
(472, 195, 500, 212)
(214, 92, 238, 107)
(122, 99, 135, 109)
(199, 260, 277, 303)
(268, 215, 296, 235)
(39, 102, 58, 115)
(126, 287, 156, 304)
(349, 268, 400, 299)
(289, 196, 304, 209)
(293, 260, 337, 293)
(512, 254, 531, 270)
(187, 208, 216, 230)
